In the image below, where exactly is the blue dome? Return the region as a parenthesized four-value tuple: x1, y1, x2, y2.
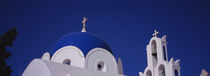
(51, 32, 112, 55)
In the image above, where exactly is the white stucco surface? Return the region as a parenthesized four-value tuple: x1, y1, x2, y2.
(22, 59, 124, 76)
(51, 46, 85, 68)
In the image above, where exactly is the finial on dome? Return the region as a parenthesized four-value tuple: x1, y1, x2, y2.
(153, 30, 159, 37)
(81, 17, 87, 32)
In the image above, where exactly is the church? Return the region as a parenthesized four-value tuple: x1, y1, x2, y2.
(22, 17, 181, 76)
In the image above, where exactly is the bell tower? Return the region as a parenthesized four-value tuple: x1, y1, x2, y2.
(139, 30, 181, 76)
(146, 30, 168, 68)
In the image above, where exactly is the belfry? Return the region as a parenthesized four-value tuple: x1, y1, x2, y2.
(139, 30, 181, 76)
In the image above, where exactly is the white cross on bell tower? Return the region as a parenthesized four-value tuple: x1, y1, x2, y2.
(153, 30, 159, 37)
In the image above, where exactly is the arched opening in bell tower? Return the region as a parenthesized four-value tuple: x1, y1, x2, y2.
(174, 69, 179, 76)
(158, 64, 166, 76)
(146, 70, 152, 76)
(151, 40, 157, 66)
(162, 45, 167, 61)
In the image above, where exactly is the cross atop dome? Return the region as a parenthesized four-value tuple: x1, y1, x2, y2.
(153, 30, 159, 37)
(81, 17, 87, 32)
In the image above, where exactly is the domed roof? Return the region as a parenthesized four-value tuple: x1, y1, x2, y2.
(51, 32, 112, 55)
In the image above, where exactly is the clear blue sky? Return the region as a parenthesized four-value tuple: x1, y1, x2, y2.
(0, 0, 210, 76)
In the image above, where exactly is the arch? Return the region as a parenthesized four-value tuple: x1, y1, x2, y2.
(158, 64, 166, 76)
(146, 70, 152, 76)
(162, 46, 167, 61)
(51, 46, 85, 68)
(151, 40, 158, 66)
(85, 48, 118, 73)
(174, 69, 179, 76)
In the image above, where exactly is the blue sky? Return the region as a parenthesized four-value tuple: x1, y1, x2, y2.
(0, 0, 210, 76)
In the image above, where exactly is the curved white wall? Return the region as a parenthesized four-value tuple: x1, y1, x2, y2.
(85, 48, 118, 74)
(51, 46, 85, 68)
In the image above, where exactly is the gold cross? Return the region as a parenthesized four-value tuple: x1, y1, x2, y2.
(153, 30, 159, 37)
(82, 17, 87, 28)
(81, 17, 87, 32)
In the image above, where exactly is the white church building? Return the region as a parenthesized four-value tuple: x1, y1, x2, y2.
(22, 17, 124, 76)
(22, 17, 183, 76)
